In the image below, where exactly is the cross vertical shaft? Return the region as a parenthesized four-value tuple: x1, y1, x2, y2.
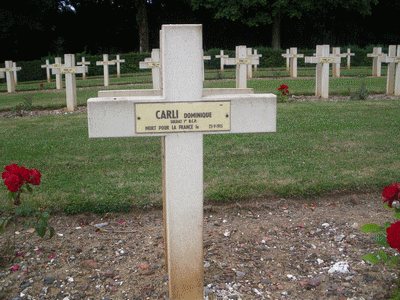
(161, 24, 204, 299)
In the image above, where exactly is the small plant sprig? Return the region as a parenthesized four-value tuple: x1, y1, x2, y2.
(350, 83, 369, 100)
(277, 84, 290, 102)
(1, 164, 54, 238)
(361, 183, 400, 266)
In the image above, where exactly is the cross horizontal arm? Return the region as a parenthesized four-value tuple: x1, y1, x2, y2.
(88, 94, 276, 138)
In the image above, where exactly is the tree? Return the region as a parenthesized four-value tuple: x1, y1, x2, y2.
(191, 0, 379, 49)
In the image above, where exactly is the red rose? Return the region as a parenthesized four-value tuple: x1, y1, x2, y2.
(28, 169, 41, 185)
(40, 83, 44, 87)
(278, 84, 289, 91)
(382, 183, 400, 207)
(4, 163, 20, 175)
(387, 221, 400, 251)
(4, 174, 23, 192)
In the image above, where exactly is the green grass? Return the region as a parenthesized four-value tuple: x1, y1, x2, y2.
(1, 98, 399, 214)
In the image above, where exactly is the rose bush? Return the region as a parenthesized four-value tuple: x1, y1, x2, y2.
(1, 164, 53, 238)
(361, 182, 400, 298)
(277, 84, 290, 102)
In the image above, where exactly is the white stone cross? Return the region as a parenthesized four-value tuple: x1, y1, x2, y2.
(203, 52, 211, 80)
(0, 61, 21, 93)
(41, 59, 52, 83)
(113, 54, 125, 78)
(51, 54, 87, 111)
(51, 57, 63, 89)
(77, 57, 91, 80)
(96, 54, 116, 86)
(139, 48, 162, 90)
(282, 49, 290, 71)
(12, 62, 19, 85)
(215, 50, 229, 71)
(367, 47, 386, 77)
(252, 49, 262, 72)
(87, 24, 276, 299)
(246, 48, 260, 79)
(331, 47, 346, 78)
(382, 45, 400, 95)
(224, 45, 259, 88)
(283, 47, 304, 78)
(305, 45, 340, 98)
(345, 48, 355, 70)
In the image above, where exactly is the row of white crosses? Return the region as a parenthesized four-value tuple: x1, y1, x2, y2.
(139, 45, 261, 90)
(88, 24, 277, 299)
(0, 61, 22, 93)
(40, 55, 125, 87)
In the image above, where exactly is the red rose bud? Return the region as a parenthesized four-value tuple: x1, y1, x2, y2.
(4, 174, 23, 192)
(382, 183, 400, 207)
(387, 221, 400, 251)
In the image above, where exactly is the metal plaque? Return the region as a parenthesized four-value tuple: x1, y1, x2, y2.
(135, 101, 231, 134)
(60, 67, 77, 73)
(319, 58, 334, 63)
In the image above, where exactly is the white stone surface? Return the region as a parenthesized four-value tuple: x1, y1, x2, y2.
(52, 57, 63, 89)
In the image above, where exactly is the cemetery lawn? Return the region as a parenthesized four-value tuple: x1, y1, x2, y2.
(0, 97, 399, 214)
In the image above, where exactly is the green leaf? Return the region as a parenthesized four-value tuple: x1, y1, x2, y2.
(360, 223, 382, 233)
(49, 226, 55, 239)
(374, 233, 390, 247)
(7, 191, 13, 200)
(391, 256, 400, 263)
(35, 219, 47, 238)
(393, 212, 400, 220)
(377, 250, 388, 262)
(382, 222, 392, 231)
(26, 184, 33, 193)
(362, 253, 379, 264)
(40, 211, 51, 222)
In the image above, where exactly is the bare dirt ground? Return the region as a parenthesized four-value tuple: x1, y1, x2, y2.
(0, 193, 398, 300)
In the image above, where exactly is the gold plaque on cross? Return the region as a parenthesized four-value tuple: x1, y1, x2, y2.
(61, 67, 77, 73)
(148, 62, 160, 68)
(135, 101, 231, 134)
(395, 58, 400, 63)
(319, 58, 334, 63)
(235, 59, 251, 65)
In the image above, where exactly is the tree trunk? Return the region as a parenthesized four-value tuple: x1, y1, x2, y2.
(136, 0, 149, 53)
(271, 13, 281, 50)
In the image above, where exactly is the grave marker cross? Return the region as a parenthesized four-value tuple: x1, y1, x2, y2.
(215, 50, 229, 71)
(41, 60, 52, 83)
(345, 48, 355, 70)
(367, 47, 386, 77)
(331, 47, 346, 77)
(224, 45, 259, 88)
(0, 61, 21, 93)
(77, 57, 91, 80)
(284, 47, 304, 78)
(113, 54, 125, 78)
(51, 57, 63, 89)
(87, 24, 276, 299)
(139, 49, 162, 90)
(305, 45, 340, 98)
(52, 54, 88, 111)
(96, 54, 116, 86)
(382, 45, 400, 95)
